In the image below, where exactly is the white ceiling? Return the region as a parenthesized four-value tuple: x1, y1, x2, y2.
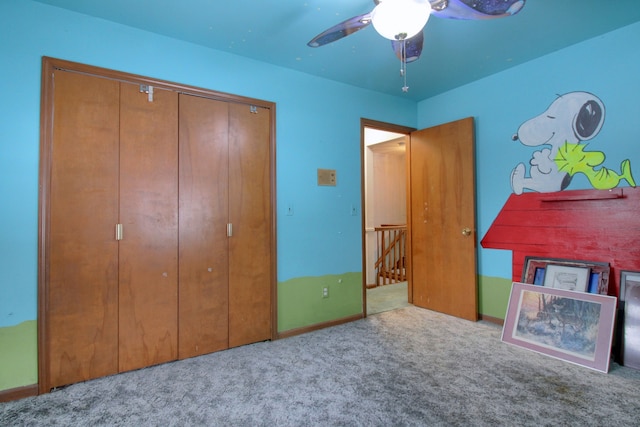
(32, 0, 640, 101)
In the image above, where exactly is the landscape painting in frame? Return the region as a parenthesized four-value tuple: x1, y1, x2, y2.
(501, 282, 616, 372)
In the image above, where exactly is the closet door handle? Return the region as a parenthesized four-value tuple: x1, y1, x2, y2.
(116, 223, 123, 241)
(227, 223, 233, 237)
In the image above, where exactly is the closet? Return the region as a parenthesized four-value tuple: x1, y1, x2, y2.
(38, 58, 275, 393)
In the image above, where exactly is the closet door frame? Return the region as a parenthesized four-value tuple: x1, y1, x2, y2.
(38, 57, 277, 394)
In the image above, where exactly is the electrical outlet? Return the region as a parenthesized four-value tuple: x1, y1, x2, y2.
(322, 286, 329, 298)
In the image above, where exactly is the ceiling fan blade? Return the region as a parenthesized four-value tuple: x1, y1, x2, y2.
(391, 31, 424, 64)
(307, 13, 372, 47)
(430, 0, 525, 20)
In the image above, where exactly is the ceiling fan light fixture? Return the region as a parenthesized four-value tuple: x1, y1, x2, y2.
(371, 0, 432, 41)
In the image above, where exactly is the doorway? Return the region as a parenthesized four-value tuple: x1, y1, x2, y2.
(361, 119, 415, 316)
(361, 117, 478, 321)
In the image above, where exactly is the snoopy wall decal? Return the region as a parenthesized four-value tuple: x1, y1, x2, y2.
(510, 91, 636, 194)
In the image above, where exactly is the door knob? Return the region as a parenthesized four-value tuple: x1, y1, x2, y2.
(462, 227, 472, 236)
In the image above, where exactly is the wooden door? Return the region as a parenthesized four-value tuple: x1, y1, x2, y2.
(178, 94, 230, 359)
(408, 117, 478, 321)
(118, 83, 179, 371)
(45, 70, 120, 391)
(228, 103, 273, 347)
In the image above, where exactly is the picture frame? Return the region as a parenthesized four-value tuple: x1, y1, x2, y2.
(501, 282, 617, 373)
(521, 256, 610, 294)
(542, 264, 590, 292)
(619, 270, 640, 370)
(620, 270, 640, 302)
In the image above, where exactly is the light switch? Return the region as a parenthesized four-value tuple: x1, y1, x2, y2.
(317, 169, 337, 186)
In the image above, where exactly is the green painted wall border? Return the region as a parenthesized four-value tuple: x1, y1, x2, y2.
(0, 274, 513, 392)
(278, 272, 363, 332)
(0, 320, 37, 391)
(478, 275, 513, 320)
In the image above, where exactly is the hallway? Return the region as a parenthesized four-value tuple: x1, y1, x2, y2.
(366, 281, 409, 315)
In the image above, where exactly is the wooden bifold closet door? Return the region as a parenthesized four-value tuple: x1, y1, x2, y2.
(40, 59, 274, 393)
(46, 70, 120, 388)
(178, 94, 230, 358)
(227, 102, 273, 348)
(118, 82, 179, 373)
(46, 71, 179, 387)
(178, 94, 273, 357)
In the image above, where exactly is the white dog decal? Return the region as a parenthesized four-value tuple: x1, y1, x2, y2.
(511, 91, 635, 194)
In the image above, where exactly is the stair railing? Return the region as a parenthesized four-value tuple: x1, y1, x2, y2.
(374, 225, 407, 286)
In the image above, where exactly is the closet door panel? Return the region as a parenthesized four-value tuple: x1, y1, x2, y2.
(228, 103, 272, 348)
(47, 70, 120, 389)
(178, 94, 230, 359)
(118, 83, 179, 372)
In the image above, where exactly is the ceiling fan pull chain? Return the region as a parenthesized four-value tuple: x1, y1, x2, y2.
(401, 39, 409, 93)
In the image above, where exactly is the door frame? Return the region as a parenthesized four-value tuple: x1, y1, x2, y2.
(360, 118, 415, 317)
(38, 57, 278, 393)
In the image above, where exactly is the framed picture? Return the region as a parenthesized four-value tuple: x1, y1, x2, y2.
(620, 270, 640, 370)
(620, 270, 640, 301)
(522, 256, 610, 294)
(542, 264, 590, 292)
(501, 282, 617, 373)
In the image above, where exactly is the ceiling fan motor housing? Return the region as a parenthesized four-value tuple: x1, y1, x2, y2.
(371, 0, 432, 40)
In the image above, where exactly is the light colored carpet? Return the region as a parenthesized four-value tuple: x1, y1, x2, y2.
(367, 281, 409, 315)
(2, 306, 639, 426)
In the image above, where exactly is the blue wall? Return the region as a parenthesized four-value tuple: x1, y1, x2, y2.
(418, 21, 640, 279)
(0, 0, 416, 328)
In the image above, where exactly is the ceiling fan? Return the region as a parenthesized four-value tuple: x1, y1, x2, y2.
(308, 0, 526, 91)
